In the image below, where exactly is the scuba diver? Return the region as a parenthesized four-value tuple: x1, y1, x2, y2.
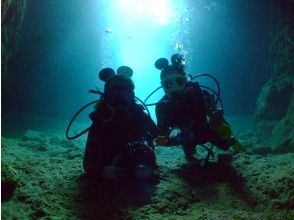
(83, 66, 159, 181)
(154, 54, 244, 162)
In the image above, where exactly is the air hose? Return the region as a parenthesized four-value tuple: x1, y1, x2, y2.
(144, 73, 223, 109)
(66, 90, 151, 140)
(65, 100, 97, 140)
(66, 73, 222, 140)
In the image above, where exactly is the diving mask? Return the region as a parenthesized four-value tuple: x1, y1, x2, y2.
(161, 74, 187, 94)
(105, 87, 134, 108)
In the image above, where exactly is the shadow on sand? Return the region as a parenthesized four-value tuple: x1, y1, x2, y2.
(174, 158, 258, 207)
(77, 176, 159, 220)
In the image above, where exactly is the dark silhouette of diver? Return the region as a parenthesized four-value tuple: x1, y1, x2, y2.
(83, 66, 159, 181)
(154, 54, 246, 162)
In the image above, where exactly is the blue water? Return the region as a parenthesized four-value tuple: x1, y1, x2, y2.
(2, 0, 271, 136)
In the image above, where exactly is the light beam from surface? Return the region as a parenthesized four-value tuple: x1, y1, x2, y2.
(97, 0, 190, 120)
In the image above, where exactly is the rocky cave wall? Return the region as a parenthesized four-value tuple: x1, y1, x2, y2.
(253, 0, 294, 149)
(1, 0, 27, 202)
(1, 0, 27, 92)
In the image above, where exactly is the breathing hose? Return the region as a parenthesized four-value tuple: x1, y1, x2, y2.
(65, 100, 97, 140)
(66, 90, 151, 140)
(66, 73, 222, 140)
(144, 73, 223, 108)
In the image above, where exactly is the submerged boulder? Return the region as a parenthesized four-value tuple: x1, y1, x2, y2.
(1, 139, 19, 202)
(1, 163, 18, 202)
(252, 0, 294, 150)
(254, 74, 293, 121)
(253, 75, 293, 150)
(23, 129, 46, 142)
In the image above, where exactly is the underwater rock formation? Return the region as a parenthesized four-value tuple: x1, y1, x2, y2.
(1, 163, 18, 202)
(268, 0, 294, 78)
(1, 142, 18, 202)
(253, 0, 294, 150)
(1, 0, 27, 90)
(254, 74, 293, 121)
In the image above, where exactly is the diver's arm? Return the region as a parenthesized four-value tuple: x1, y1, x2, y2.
(155, 103, 174, 146)
(141, 111, 160, 144)
(83, 124, 105, 178)
(155, 103, 170, 135)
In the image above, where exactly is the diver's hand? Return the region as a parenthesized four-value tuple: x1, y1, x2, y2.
(169, 128, 182, 139)
(169, 128, 183, 145)
(169, 128, 195, 145)
(102, 166, 128, 181)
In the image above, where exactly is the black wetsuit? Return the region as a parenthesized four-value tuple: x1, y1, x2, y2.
(83, 101, 159, 177)
(155, 81, 233, 157)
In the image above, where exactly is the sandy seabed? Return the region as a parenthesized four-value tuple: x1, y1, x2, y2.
(1, 116, 294, 220)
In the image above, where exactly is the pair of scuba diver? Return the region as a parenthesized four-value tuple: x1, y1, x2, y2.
(81, 54, 245, 181)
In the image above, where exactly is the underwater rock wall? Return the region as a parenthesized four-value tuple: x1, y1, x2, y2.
(1, 0, 27, 202)
(268, 0, 294, 77)
(253, 0, 294, 149)
(1, 0, 27, 91)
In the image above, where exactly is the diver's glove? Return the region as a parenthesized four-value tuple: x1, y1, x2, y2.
(168, 120, 195, 145)
(154, 129, 184, 146)
(155, 120, 195, 146)
(155, 129, 195, 146)
(168, 127, 195, 145)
